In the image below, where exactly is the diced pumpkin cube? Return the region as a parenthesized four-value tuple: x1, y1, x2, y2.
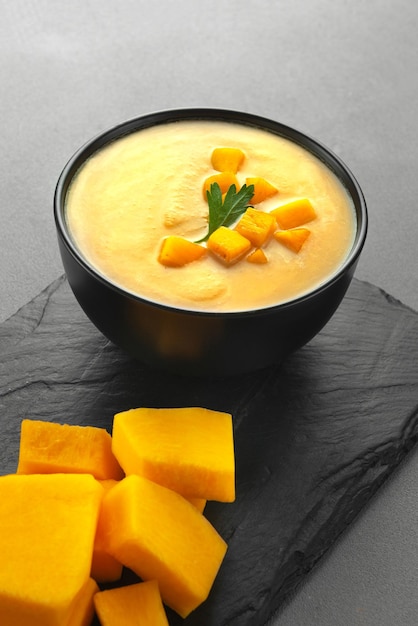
(0, 473, 103, 626)
(274, 228, 311, 253)
(100, 475, 228, 618)
(246, 248, 268, 264)
(270, 198, 317, 229)
(235, 207, 276, 247)
(112, 407, 235, 502)
(91, 480, 123, 583)
(211, 147, 245, 173)
(16, 419, 124, 481)
(94, 580, 169, 626)
(158, 236, 206, 267)
(207, 226, 252, 265)
(202, 171, 239, 199)
(66, 578, 99, 626)
(246, 176, 278, 204)
(187, 497, 207, 513)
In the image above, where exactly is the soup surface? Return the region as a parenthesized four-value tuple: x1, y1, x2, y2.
(65, 120, 357, 312)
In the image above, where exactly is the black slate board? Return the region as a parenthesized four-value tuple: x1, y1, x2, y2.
(1, 276, 418, 626)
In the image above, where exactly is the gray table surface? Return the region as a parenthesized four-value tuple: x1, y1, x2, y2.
(1, 1, 418, 624)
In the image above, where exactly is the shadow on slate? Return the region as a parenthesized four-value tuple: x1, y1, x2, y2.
(1, 275, 418, 626)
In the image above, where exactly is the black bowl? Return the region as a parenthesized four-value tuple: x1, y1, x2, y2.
(54, 108, 367, 377)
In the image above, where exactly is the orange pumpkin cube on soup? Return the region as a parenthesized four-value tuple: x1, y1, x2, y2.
(211, 147, 245, 173)
(158, 235, 206, 267)
(235, 207, 276, 247)
(202, 171, 239, 198)
(207, 226, 252, 265)
(274, 227, 311, 253)
(246, 176, 278, 204)
(246, 248, 268, 264)
(271, 197, 317, 229)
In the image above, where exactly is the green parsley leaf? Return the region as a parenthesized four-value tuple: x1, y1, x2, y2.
(196, 182, 255, 243)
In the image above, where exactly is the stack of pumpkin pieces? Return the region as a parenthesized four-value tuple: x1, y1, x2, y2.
(158, 145, 318, 268)
(0, 407, 235, 625)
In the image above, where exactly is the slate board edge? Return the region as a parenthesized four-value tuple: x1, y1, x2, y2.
(270, 426, 418, 623)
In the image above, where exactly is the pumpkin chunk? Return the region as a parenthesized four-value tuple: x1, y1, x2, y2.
(158, 236, 206, 267)
(187, 497, 207, 513)
(100, 474, 228, 618)
(94, 580, 169, 626)
(91, 480, 123, 583)
(271, 198, 317, 229)
(211, 147, 245, 173)
(202, 171, 239, 198)
(207, 226, 252, 265)
(246, 248, 268, 264)
(112, 406, 235, 502)
(66, 578, 98, 626)
(274, 228, 311, 253)
(0, 473, 103, 626)
(16, 419, 124, 481)
(235, 207, 276, 247)
(246, 176, 278, 204)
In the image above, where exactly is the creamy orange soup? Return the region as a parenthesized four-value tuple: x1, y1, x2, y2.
(65, 120, 356, 312)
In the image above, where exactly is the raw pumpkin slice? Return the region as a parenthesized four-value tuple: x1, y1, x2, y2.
(187, 497, 207, 513)
(274, 228, 311, 253)
(271, 198, 317, 229)
(202, 171, 239, 198)
(235, 207, 276, 247)
(112, 406, 235, 502)
(211, 147, 245, 173)
(246, 176, 278, 204)
(100, 474, 228, 618)
(158, 236, 206, 267)
(0, 473, 103, 626)
(91, 480, 123, 583)
(94, 580, 169, 626)
(207, 226, 252, 266)
(65, 578, 98, 626)
(16, 419, 124, 480)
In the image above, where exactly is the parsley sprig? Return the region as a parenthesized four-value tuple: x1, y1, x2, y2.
(196, 182, 255, 243)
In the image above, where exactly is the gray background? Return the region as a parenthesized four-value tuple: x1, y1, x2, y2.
(1, 1, 418, 624)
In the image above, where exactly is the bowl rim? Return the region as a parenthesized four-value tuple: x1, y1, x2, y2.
(54, 107, 368, 318)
